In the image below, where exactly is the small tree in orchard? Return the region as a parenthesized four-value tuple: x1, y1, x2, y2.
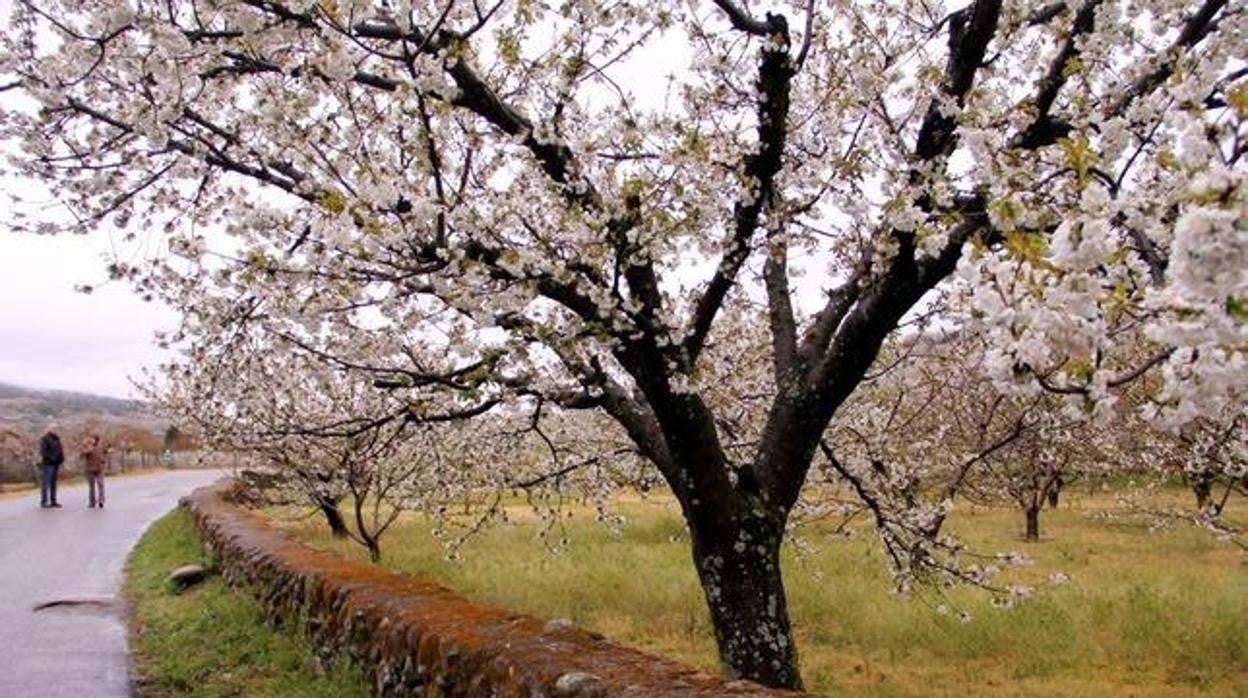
(884, 332, 1126, 543)
(152, 340, 473, 561)
(3, 0, 1243, 687)
(265, 445, 355, 540)
(317, 423, 437, 563)
(819, 328, 1055, 587)
(1127, 403, 1247, 543)
(153, 353, 356, 538)
(1162, 407, 1246, 518)
(964, 416, 1113, 542)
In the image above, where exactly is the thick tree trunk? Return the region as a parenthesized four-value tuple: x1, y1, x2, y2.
(318, 497, 349, 538)
(688, 512, 802, 690)
(1024, 504, 1041, 542)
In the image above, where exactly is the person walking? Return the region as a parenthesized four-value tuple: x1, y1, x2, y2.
(38, 424, 64, 508)
(82, 434, 108, 509)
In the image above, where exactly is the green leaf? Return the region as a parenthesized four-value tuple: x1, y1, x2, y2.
(1226, 296, 1248, 322)
(1059, 134, 1097, 188)
(316, 189, 348, 214)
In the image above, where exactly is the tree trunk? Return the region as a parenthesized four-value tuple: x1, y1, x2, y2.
(1192, 477, 1213, 512)
(350, 495, 382, 563)
(1046, 476, 1062, 509)
(688, 511, 803, 690)
(318, 497, 349, 538)
(1024, 504, 1041, 542)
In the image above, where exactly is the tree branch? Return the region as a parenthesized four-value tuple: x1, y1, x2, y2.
(682, 14, 794, 366)
(1105, 0, 1229, 118)
(764, 235, 798, 381)
(915, 0, 1004, 160)
(711, 0, 773, 35)
(1010, 0, 1103, 149)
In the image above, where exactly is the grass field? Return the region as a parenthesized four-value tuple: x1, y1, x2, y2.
(126, 507, 369, 697)
(272, 485, 1247, 697)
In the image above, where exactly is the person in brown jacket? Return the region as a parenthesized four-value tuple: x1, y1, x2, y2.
(82, 434, 109, 509)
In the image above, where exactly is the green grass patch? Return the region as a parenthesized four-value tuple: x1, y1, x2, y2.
(125, 507, 369, 697)
(273, 487, 1248, 697)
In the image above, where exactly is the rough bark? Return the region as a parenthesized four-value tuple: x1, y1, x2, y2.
(1025, 504, 1041, 542)
(636, 391, 804, 689)
(688, 507, 802, 691)
(318, 496, 350, 538)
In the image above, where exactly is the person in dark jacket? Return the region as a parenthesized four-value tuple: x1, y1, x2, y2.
(39, 424, 64, 508)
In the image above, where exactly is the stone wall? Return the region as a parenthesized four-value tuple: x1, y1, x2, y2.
(182, 482, 800, 697)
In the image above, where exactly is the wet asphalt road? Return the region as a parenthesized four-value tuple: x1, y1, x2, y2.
(0, 469, 224, 697)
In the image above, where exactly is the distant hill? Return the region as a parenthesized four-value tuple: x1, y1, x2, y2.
(0, 383, 176, 484)
(0, 381, 157, 429)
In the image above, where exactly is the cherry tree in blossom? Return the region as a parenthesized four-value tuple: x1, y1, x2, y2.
(2, 0, 1242, 686)
(1155, 406, 1246, 517)
(151, 334, 499, 561)
(150, 326, 649, 559)
(1123, 401, 1247, 545)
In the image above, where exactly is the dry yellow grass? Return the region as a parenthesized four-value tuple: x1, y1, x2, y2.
(270, 484, 1247, 697)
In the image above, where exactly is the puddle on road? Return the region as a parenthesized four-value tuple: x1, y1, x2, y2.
(32, 597, 117, 615)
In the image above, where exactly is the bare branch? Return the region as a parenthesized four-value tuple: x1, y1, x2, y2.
(711, 0, 773, 35)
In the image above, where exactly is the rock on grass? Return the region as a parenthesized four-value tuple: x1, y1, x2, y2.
(168, 564, 207, 591)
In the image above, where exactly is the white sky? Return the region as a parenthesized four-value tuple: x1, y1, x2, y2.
(0, 197, 174, 399)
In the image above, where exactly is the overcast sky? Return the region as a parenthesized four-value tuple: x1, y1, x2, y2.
(0, 176, 175, 399)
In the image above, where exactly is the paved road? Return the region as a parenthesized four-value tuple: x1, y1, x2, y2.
(0, 469, 224, 698)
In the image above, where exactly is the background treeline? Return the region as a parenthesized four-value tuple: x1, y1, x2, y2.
(0, 382, 196, 484)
